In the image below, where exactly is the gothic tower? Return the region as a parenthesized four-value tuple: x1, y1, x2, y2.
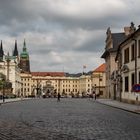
(0, 40, 4, 61)
(20, 40, 30, 73)
(13, 40, 19, 57)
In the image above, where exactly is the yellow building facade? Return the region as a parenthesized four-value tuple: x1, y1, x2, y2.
(20, 64, 106, 98)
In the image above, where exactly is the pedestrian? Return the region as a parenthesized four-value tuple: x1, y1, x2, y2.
(95, 93, 96, 100)
(57, 92, 61, 102)
(89, 92, 93, 100)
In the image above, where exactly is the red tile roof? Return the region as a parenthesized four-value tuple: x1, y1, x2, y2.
(93, 63, 106, 72)
(31, 72, 65, 77)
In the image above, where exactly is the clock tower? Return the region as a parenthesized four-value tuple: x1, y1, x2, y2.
(20, 40, 30, 73)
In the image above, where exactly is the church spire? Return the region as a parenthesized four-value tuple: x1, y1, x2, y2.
(20, 39, 30, 73)
(0, 40, 4, 60)
(13, 40, 19, 56)
(23, 39, 27, 52)
(24, 39, 26, 46)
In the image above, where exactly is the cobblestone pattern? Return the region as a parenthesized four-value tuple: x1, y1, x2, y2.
(0, 98, 140, 140)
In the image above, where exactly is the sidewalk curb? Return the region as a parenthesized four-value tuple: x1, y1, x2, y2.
(97, 100, 140, 115)
(0, 98, 31, 105)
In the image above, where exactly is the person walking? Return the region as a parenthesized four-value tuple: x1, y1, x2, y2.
(57, 92, 61, 102)
(94, 93, 96, 100)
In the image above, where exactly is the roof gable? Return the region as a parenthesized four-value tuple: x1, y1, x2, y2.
(93, 63, 106, 72)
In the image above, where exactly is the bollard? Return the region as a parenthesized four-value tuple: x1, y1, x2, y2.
(136, 94, 139, 111)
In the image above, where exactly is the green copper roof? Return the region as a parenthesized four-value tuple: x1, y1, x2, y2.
(20, 40, 29, 58)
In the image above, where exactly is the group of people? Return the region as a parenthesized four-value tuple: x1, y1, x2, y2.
(57, 92, 97, 101)
(89, 91, 97, 100)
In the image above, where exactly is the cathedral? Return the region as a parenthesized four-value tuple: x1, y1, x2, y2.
(0, 39, 30, 73)
(0, 40, 30, 97)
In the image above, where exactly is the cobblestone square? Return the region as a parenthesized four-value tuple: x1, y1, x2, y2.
(0, 98, 140, 140)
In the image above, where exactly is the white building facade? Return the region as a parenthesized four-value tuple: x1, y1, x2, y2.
(116, 24, 140, 104)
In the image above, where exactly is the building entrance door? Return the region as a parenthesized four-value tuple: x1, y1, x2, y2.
(43, 80, 54, 97)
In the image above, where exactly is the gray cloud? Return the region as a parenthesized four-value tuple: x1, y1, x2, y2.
(0, 0, 140, 73)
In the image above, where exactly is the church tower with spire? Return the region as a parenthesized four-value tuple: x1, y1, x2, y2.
(13, 40, 18, 57)
(0, 40, 4, 61)
(20, 40, 30, 73)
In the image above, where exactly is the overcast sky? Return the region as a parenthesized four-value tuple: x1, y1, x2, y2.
(0, 0, 140, 73)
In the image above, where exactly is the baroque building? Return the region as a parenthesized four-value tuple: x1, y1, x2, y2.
(116, 23, 140, 104)
(20, 65, 105, 98)
(101, 26, 127, 99)
(91, 63, 106, 98)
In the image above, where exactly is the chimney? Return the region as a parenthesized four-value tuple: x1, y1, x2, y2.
(124, 22, 136, 36)
(124, 27, 131, 36)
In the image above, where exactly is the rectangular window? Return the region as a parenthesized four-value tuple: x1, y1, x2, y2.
(99, 78, 102, 81)
(100, 91, 103, 95)
(124, 48, 129, 63)
(125, 76, 129, 92)
(131, 73, 135, 87)
(131, 44, 135, 61)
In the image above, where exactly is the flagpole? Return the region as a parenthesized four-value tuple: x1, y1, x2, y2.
(83, 65, 86, 74)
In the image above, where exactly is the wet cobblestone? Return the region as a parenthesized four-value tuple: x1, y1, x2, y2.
(0, 98, 140, 140)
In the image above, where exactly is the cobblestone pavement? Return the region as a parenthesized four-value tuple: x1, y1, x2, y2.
(0, 98, 140, 140)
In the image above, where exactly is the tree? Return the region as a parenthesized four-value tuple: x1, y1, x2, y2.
(0, 73, 12, 97)
(0, 73, 6, 90)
